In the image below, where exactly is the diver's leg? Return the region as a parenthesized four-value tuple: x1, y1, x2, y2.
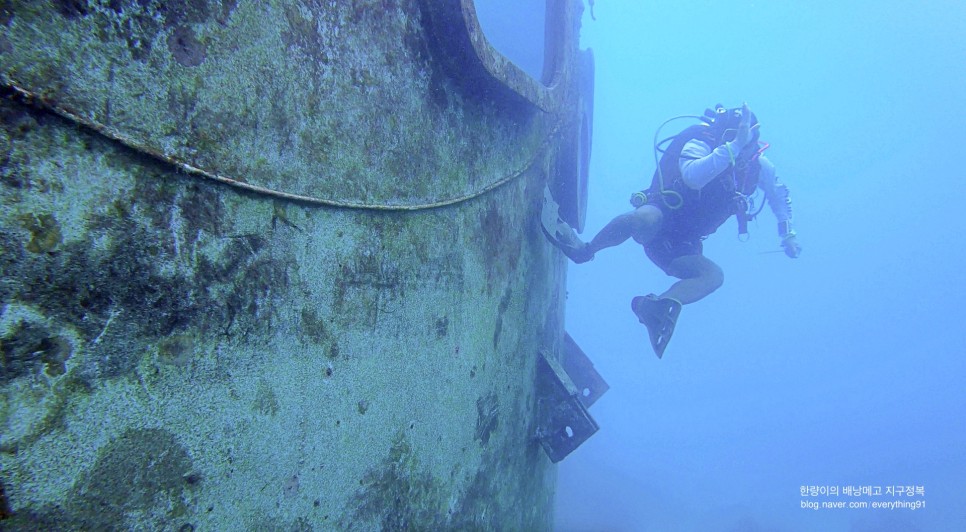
(659, 254, 725, 305)
(586, 205, 663, 255)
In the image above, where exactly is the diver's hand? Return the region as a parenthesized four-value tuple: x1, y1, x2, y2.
(782, 233, 801, 258)
(732, 103, 753, 149)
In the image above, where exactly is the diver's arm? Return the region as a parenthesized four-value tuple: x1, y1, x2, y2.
(757, 155, 800, 257)
(681, 105, 753, 189)
(679, 140, 742, 189)
(756, 155, 792, 226)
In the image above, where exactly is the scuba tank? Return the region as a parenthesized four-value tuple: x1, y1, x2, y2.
(630, 106, 767, 237)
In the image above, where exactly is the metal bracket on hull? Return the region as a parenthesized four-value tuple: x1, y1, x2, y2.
(535, 336, 608, 463)
(562, 332, 609, 409)
(535, 350, 598, 463)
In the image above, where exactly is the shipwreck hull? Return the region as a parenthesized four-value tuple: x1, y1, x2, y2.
(0, 0, 591, 529)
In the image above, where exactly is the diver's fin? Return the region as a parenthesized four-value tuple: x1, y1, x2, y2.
(542, 220, 593, 263)
(541, 186, 593, 263)
(540, 185, 562, 236)
(631, 295, 682, 358)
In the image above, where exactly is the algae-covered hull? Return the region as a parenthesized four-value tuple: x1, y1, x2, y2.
(0, 1, 592, 529)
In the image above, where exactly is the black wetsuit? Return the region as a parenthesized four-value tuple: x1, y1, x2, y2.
(643, 125, 761, 273)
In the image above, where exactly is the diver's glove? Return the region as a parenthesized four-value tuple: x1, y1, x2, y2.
(781, 232, 801, 258)
(727, 103, 754, 154)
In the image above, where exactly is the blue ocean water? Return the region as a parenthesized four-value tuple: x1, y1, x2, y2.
(479, 1, 966, 530)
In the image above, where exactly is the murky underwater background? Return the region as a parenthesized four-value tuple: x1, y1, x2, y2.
(479, 0, 966, 530)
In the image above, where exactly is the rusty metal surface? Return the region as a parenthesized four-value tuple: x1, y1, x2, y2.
(0, 1, 595, 528)
(0, 1, 549, 208)
(420, 0, 581, 113)
(535, 349, 600, 463)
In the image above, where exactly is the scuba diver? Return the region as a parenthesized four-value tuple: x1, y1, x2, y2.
(549, 103, 801, 358)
